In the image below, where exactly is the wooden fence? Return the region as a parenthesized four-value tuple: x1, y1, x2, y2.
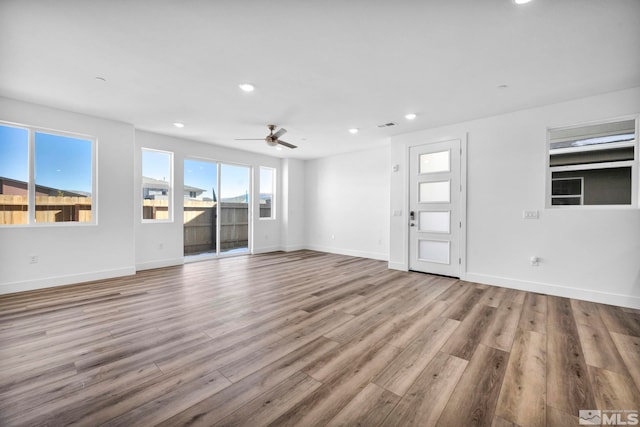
(1, 195, 268, 255)
(0, 195, 92, 224)
(145, 199, 257, 254)
(183, 201, 250, 253)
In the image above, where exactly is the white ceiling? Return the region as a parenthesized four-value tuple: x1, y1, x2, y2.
(1, 0, 639, 159)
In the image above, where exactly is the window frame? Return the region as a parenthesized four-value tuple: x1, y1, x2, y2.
(551, 177, 584, 206)
(141, 147, 174, 223)
(546, 115, 639, 209)
(0, 120, 97, 227)
(258, 166, 276, 220)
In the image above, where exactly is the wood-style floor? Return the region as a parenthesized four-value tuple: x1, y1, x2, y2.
(1, 251, 639, 427)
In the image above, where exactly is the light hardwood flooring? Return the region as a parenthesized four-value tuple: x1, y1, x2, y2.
(0, 250, 639, 426)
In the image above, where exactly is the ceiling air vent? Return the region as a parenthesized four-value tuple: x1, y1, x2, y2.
(377, 122, 398, 128)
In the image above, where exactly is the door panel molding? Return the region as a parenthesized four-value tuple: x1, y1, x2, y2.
(408, 138, 466, 277)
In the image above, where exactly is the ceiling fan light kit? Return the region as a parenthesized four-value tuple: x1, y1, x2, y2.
(266, 137, 278, 147)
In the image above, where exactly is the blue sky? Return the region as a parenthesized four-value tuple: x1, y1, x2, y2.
(183, 160, 251, 200)
(0, 125, 29, 183)
(184, 159, 217, 200)
(259, 167, 273, 195)
(1, 124, 257, 200)
(35, 132, 92, 193)
(142, 150, 172, 182)
(0, 125, 93, 193)
(220, 163, 250, 200)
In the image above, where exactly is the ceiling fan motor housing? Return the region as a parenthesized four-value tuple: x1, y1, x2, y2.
(266, 137, 278, 147)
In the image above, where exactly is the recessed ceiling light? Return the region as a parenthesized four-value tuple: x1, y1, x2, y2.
(405, 113, 417, 120)
(173, 122, 185, 128)
(239, 83, 255, 92)
(349, 128, 359, 134)
(513, 0, 532, 4)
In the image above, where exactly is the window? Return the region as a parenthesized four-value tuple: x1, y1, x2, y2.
(142, 148, 173, 221)
(35, 132, 94, 223)
(548, 118, 638, 207)
(0, 122, 95, 225)
(184, 159, 218, 256)
(551, 177, 583, 205)
(259, 166, 275, 219)
(220, 163, 250, 253)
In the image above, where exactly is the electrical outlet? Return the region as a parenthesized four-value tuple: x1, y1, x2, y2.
(29, 255, 38, 264)
(523, 210, 539, 219)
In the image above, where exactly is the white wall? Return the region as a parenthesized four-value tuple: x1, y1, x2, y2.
(0, 97, 136, 293)
(390, 87, 640, 308)
(280, 158, 306, 251)
(305, 146, 390, 261)
(134, 130, 283, 270)
(0, 99, 300, 292)
(3, 89, 638, 310)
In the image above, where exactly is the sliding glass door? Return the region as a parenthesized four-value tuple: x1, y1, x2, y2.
(219, 163, 250, 254)
(184, 160, 218, 256)
(183, 160, 251, 257)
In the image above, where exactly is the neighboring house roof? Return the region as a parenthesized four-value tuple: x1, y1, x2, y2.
(0, 176, 88, 197)
(142, 176, 170, 190)
(184, 185, 205, 194)
(142, 176, 205, 194)
(2, 175, 210, 198)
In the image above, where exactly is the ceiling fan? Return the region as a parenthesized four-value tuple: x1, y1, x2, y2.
(235, 124, 297, 149)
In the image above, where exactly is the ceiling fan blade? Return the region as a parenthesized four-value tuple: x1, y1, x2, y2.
(234, 138, 265, 140)
(272, 128, 287, 139)
(277, 139, 297, 149)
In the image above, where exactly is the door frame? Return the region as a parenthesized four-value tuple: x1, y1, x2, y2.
(403, 135, 467, 277)
(217, 161, 253, 258)
(182, 155, 254, 261)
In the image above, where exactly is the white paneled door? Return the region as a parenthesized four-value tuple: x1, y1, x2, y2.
(409, 140, 462, 277)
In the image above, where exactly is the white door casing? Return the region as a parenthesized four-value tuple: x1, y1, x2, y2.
(409, 139, 462, 277)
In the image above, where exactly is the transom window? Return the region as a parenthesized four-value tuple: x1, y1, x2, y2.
(547, 117, 638, 207)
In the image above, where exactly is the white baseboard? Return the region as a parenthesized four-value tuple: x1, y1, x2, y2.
(135, 257, 184, 271)
(465, 272, 640, 310)
(281, 244, 307, 252)
(388, 261, 408, 271)
(252, 245, 283, 255)
(0, 267, 136, 295)
(306, 244, 388, 262)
